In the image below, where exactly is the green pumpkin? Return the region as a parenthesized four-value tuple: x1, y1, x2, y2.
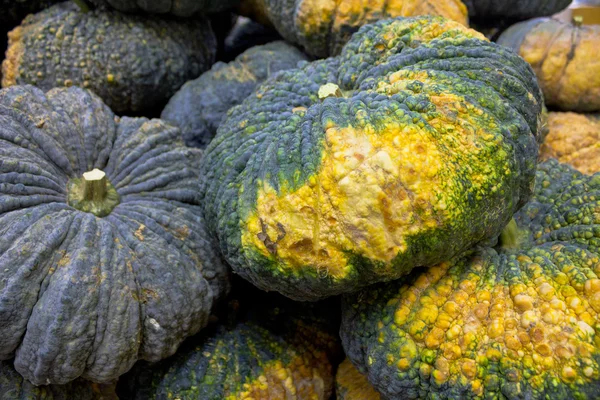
(463, 0, 571, 20)
(162, 41, 308, 148)
(199, 16, 544, 301)
(0, 85, 227, 385)
(1, 2, 216, 114)
(118, 291, 341, 399)
(341, 159, 600, 399)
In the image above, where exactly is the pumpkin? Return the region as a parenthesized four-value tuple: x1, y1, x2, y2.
(1, 2, 216, 114)
(0, 360, 117, 400)
(117, 294, 341, 399)
(463, 0, 572, 20)
(238, 0, 468, 57)
(341, 159, 600, 399)
(335, 358, 381, 400)
(162, 41, 308, 148)
(199, 16, 544, 301)
(540, 112, 600, 174)
(222, 17, 282, 62)
(89, 0, 239, 16)
(498, 17, 600, 112)
(0, 85, 228, 385)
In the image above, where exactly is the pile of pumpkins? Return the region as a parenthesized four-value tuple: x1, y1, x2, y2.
(0, 0, 599, 399)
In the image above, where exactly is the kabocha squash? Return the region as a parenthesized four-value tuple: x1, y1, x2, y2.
(89, 0, 239, 16)
(540, 112, 600, 174)
(0, 85, 228, 385)
(463, 0, 571, 20)
(1, 2, 216, 114)
(200, 16, 544, 301)
(162, 41, 308, 148)
(498, 17, 600, 112)
(238, 0, 468, 57)
(0, 360, 117, 400)
(335, 358, 381, 400)
(340, 159, 600, 399)
(118, 295, 341, 399)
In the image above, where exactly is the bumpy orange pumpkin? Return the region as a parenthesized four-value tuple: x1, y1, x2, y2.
(540, 112, 600, 174)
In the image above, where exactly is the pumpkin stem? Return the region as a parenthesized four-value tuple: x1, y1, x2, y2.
(72, 0, 90, 13)
(572, 15, 584, 27)
(67, 169, 120, 217)
(498, 218, 526, 250)
(318, 83, 343, 100)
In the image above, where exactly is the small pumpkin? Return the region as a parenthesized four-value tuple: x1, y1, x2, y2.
(1, 2, 216, 114)
(498, 16, 600, 112)
(200, 16, 544, 301)
(341, 159, 600, 399)
(162, 41, 308, 148)
(0, 85, 227, 385)
(540, 112, 600, 174)
(335, 358, 381, 400)
(238, 0, 468, 57)
(463, 0, 571, 20)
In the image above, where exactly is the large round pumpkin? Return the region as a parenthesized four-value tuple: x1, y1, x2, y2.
(463, 0, 571, 20)
(341, 159, 600, 399)
(1, 2, 216, 114)
(540, 112, 600, 174)
(238, 0, 469, 57)
(498, 17, 600, 112)
(0, 85, 227, 385)
(200, 16, 544, 301)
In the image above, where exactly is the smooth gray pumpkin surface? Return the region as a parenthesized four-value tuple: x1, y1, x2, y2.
(2, 2, 216, 115)
(0, 85, 228, 386)
(161, 41, 308, 148)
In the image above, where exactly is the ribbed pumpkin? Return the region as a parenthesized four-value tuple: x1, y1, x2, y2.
(162, 41, 308, 148)
(498, 17, 600, 112)
(0, 85, 227, 385)
(341, 159, 600, 399)
(238, 0, 468, 57)
(463, 0, 571, 20)
(540, 112, 600, 174)
(89, 0, 239, 16)
(199, 16, 544, 301)
(2, 2, 216, 114)
(335, 358, 381, 400)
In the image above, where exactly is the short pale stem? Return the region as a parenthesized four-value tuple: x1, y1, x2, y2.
(499, 218, 520, 250)
(72, 0, 90, 13)
(573, 15, 584, 27)
(318, 83, 343, 100)
(82, 169, 107, 202)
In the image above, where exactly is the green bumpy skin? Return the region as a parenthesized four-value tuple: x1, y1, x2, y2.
(341, 159, 600, 399)
(162, 41, 308, 148)
(1, 2, 216, 114)
(0, 85, 228, 385)
(118, 297, 341, 400)
(200, 16, 544, 301)
(462, 0, 571, 20)
(0, 360, 116, 400)
(89, 0, 240, 16)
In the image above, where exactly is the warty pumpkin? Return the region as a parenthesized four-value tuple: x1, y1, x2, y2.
(341, 159, 600, 399)
(498, 16, 600, 112)
(199, 16, 544, 301)
(118, 294, 341, 399)
(162, 41, 308, 148)
(0, 85, 228, 385)
(238, 0, 469, 57)
(1, 2, 216, 115)
(335, 358, 382, 400)
(540, 112, 600, 174)
(463, 0, 572, 20)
